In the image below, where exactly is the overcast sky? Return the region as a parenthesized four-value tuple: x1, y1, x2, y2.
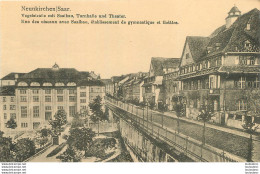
(0, 0, 259, 79)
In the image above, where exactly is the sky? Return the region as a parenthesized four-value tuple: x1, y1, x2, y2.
(0, 0, 259, 79)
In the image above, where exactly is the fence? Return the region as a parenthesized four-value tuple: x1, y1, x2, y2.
(105, 97, 246, 162)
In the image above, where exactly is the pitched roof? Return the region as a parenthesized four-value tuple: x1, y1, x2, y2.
(229, 6, 241, 14)
(0, 86, 15, 96)
(182, 8, 260, 64)
(101, 79, 113, 85)
(77, 80, 105, 86)
(1, 73, 25, 80)
(185, 36, 210, 62)
(150, 57, 180, 76)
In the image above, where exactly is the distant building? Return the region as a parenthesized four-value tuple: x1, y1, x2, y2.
(0, 64, 105, 132)
(101, 79, 114, 96)
(142, 57, 180, 107)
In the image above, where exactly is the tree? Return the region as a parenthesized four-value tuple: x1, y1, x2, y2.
(242, 115, 259, 162)
(197, 104, 213, 145)
(49, 109, 67, 135)
(56, 147, 82, 162)
(13, 138, 36, 162)
(173, 102, 184, 133)
(40, 128, 51, 137)
(67, 127, 95, 157)
(89, 96, 106, 122)
(0, 131, 14, 162)
(5, 118, 17, 129)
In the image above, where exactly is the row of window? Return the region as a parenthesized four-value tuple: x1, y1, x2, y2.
(18, 88, 103, 95)
(3, 105, 16, 110)
(20, 106, 77, 118)
(19, 95, 78, 102)
(20, 89, 77, 95)
(2, 97, 15, 102)
(180, 58, 222, 75)
(3, 113, 16, 119)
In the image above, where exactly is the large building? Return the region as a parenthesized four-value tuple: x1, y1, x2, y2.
(0, 64, 105, 132)
(175, 7, 260, 128)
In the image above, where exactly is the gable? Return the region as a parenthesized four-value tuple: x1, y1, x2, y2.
(180, 41, 194, 66)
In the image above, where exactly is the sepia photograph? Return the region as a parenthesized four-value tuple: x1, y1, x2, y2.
(0, 0, 259, 173)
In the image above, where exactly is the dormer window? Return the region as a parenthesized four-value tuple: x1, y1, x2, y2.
(246, 23, 250, 31)
(244, 40, 252, 49)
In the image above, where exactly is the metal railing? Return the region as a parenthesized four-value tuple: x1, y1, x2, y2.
(105, 96, 246, 162)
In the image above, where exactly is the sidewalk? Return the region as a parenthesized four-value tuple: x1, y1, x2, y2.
(159, 111, 251, 138)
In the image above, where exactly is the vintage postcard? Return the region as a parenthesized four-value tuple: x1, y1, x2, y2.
(0, 0, 259, 173)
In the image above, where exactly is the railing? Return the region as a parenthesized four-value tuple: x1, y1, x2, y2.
(105, 96, 246, 162)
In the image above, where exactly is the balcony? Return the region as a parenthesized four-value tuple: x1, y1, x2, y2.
(234, 81, 260, 89)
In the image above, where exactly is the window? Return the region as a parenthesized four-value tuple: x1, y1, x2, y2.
(33, 122, 40, 129)
(80, 105, 87, 110)
(57, 96, 63, 102)
(10, 97, 14, 102)
(80, 86, 86, 89)
(91, 88, 94, 92)
(69, 96, 76, 102)
(69, 106, 76, 117)
(3, 97, 6, 102)
(57, 89, 63, 94)
(80, 99, 86, 103)
(69, 89, 76, 94)
(249, 58, 255, 65)
(4, 113, 7, 119)
(45, 112, 52, 120)
(10, 105, 16, 110)
(21, 123, 28, 128)
(57, 106, 64, 110)
(238, 100, 247, 111)
(33, 106, 40, 117)
(20, 89, 26, 94)
(209, 77, 214, 89)
(32, 89, 39, 94)
(246, 23, 251, 30)
(239, 56, 247, 65)
(45, 89, 51, 94)
(3, 105, 6, 110)
(33, 96, 39, 102)
(80, 92, 86, 97)
(45, 96, 51, 102)
(21, 106, 27, 118)
(20, 96, 27, 102)
(10, 113, 16, 119)
(45, 106, 52, 110)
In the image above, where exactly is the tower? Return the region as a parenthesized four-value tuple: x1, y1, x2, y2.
(225, 5, 241, 28)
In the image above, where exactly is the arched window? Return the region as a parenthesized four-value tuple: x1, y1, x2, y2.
(55, 82, 65, 86)
(67, 82, 76, 86)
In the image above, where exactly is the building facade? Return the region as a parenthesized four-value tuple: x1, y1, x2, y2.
(176, 7, 260, 128)
(0, 64, 105, 132)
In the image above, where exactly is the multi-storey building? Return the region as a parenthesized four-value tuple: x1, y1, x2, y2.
(121, 72, 148, 102)
(0, 64, 105, 132)
(142, 57, 180, 107)
(177, 7, 260, 128)
(101, 79, 114, 96)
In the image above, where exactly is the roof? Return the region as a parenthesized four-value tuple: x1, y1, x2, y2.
(77, 80, 105, 86)
(181, 8, 260, 64)
(150, 57, 180, 76)
(101, 79, 113, 85)
(1, 73, 25, 80)
(228, 6, 241, 14)
(184, 36, 210, 62)
(0, 86, 15, 96)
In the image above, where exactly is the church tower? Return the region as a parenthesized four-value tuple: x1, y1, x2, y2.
(225, 5, 241, 28)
